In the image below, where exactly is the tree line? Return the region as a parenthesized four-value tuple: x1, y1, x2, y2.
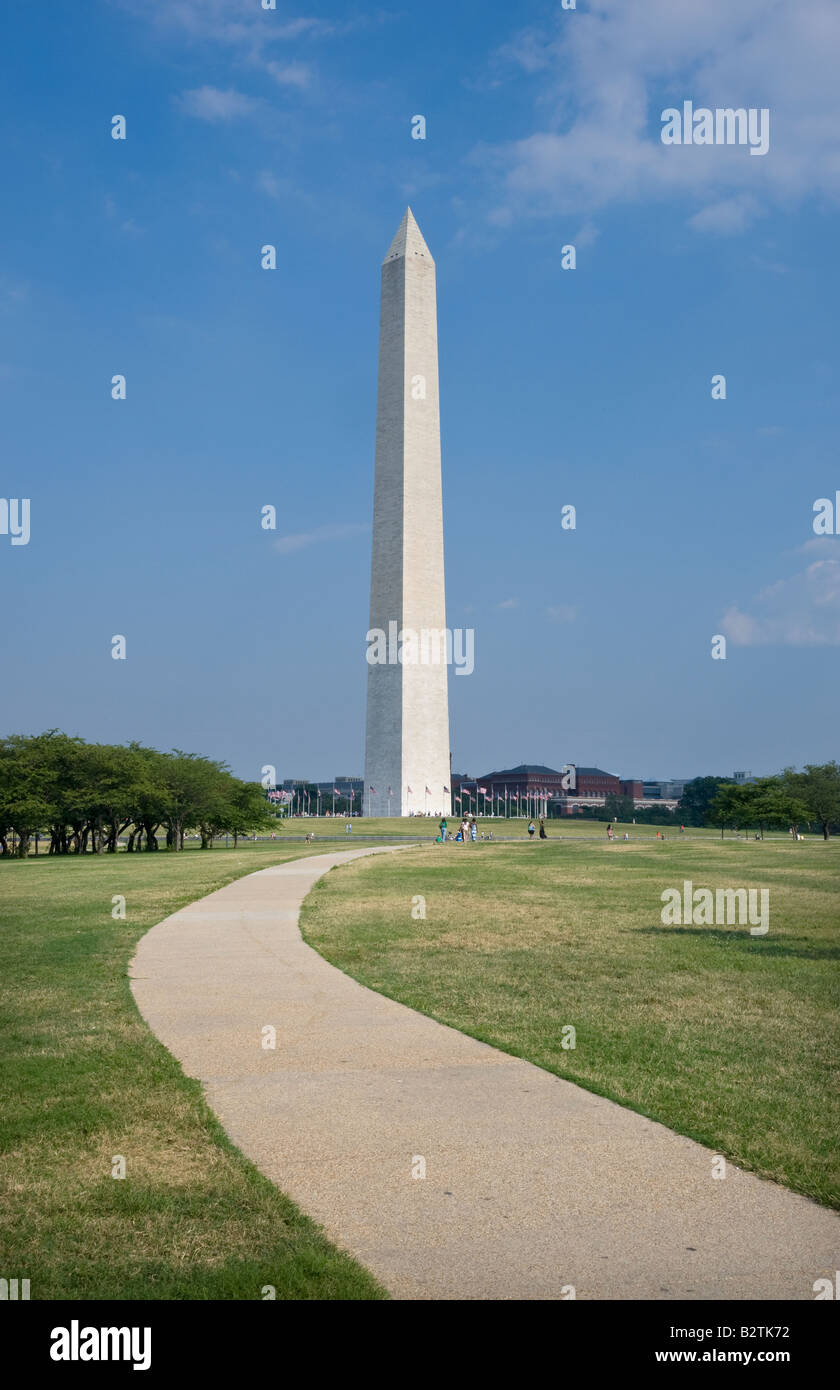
(0, 731, 274, 858)
(571, 766, 840, 838)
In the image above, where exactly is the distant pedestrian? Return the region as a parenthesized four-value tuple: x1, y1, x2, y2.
(623, 832, 629, 841)
(528, 821, 535, 838)
(607, 825, 614, 841)
(345, 822, 352, 835)
(470, 819, 477, 842)
(539, 819, 547, 839)
(440, 816, 448, 840)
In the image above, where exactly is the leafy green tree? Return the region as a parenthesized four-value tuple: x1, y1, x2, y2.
(710, 777, 810, 839)
(224, 780, 275, 847)
(708, 784, 751, 838)
(0, 734, 55, 857)
(782, 763, 840, 840)
(678, 776, 734, 827)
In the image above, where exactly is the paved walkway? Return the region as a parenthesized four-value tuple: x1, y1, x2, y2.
(130, 848, 838, 1300)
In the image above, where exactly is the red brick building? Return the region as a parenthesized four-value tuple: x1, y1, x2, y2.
(454, 764, 644, 815)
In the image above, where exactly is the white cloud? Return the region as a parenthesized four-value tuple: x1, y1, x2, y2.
(265, 61, 312, 89)
(113, 1, 333, 46)
(178, 86, 264, 122)
(546, 604, 577, 623)
(275, 522, 368, 555)
(481, 0, 840, 232)
(720, 556, 840, 646)
(687, 193, 760, 234)
(498, 597, 518, 609)
(257, 171, 317, 207)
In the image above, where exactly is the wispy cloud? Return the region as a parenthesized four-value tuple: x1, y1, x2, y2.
(178, 86, 264, 122)
(479, 0, 840, 233)
(545, 604, 577, 623)
(0, 277, 29, 309)
(720, 555, 840, 646)
(687, 193, 761, 235)
(275, 522, 368, 555)
(113, 1, 335, 46)
(265, 60, 312, 89)
(498, 597, 518, 610)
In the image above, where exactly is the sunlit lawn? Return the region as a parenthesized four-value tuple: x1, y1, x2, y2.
(302, 834, 840, 1208)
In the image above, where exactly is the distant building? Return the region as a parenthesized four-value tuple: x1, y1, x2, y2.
(642, 779, 687, 801)
(461, 764, 644, 815)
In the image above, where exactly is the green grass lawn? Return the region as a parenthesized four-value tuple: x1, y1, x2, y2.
(281, 815, 758, 841)
(0, 842, 388, 1300)
(301, 834, 840, 1208)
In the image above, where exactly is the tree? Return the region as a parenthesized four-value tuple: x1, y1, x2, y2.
(708, 784, 750, 838)
(782, 763, 840, 840)
(710, 777, 810, 839)
(748, 779, 809, 839)
(603, 793, 634, 822)
(678, 776, 734, 827)
(224, 780, 275, 847)
(0, 734, 54, 857)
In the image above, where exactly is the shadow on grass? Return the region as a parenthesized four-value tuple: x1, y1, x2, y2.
(632, 925, 840, 960)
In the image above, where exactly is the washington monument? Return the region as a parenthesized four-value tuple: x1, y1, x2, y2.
(364, 209, 451, 818)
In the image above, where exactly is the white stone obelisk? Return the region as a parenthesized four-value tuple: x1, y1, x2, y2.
(364, 209, 451, 819)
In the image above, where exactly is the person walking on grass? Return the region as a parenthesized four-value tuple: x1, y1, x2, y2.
(528, 821, 535, 839)
(440, 816, 448, 841)
(470, 818, 477, 842)
(539, 818, 547, 839)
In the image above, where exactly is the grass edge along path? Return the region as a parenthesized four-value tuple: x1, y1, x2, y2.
(0, 844, 389, 1300)
(300, 837, 840, 1211)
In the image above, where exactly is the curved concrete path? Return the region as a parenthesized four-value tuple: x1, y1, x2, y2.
(131, 849, 839, 1300)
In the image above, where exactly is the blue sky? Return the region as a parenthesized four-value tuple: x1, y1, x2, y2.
(1, 0, 838, 784)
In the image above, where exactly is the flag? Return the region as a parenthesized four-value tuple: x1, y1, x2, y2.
(388, 786, 392, 796)
(333, 787, 340, 796)
(443, 784, 449, 792)
(407, 785, 413, 794)
(478, 786, 487, 793)
(425, 785, 431, 795)
(267, 790, 281, 802)
(454, 794, 461, 803)
(369, 786, 376, 793)
(512, 792, 519, 801)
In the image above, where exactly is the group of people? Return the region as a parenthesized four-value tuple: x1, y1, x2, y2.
(438, 816, 493, 843)
(527, 819, 548, 839)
